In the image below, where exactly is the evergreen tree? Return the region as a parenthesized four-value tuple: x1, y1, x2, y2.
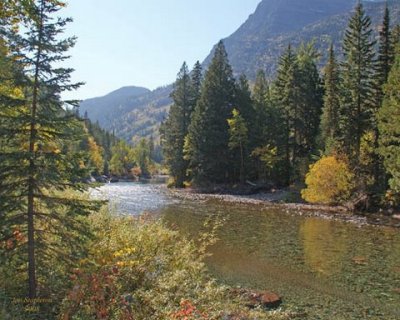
(339, 2, 376, 169)
(371, 5, 393, 193)
(321, 44, 341, 153)
(0, 0, 100, 298)
(161, 62, 193, 187)
(191, 60, 203, 105)
(252, 70, 269, 149)
(235, 74, 254, 126)
(274, 44, 300, 184)
(134, 138, 152, 177)
(185, 41, 236, 183)
(252, 70, 284, 182)
(296, 42, 323, 159)
(378, 45, 400, 193)
(376, 5, 393, 86)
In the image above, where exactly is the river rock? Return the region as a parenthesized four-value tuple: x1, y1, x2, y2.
(232, 288, 282, 309)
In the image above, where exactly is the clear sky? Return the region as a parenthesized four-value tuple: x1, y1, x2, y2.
(61, 0, 261, 100)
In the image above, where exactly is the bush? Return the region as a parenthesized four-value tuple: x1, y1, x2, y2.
(60, 209, 285, 320)
(301, 156, 355, 205)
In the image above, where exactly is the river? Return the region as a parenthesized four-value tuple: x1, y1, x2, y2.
(91, 182, 400, 320)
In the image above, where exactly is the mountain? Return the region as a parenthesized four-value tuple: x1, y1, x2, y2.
(80, 0, 400, 143)
(203, 0, 353, 76)
(206, 0, 400, 78)
(80, 86, 150, 127)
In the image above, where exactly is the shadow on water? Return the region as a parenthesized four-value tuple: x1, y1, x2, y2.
(93, 183, 400, 319)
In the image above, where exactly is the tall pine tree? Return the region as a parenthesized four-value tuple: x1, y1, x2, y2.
(378, 44, 400, 193)
(320, 44, 341, 153)
(274, 44, 299, 184)
(296, 42, 323, 160)
(339, 2, 376, 169)
(191, 60, 203, 106)
(0, 0, 100, 299)
(185, 41, 236, 183)
(371, 4, 393, 193)
(161, 62, 193, 187)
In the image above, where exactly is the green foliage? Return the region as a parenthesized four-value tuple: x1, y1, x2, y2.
(378, 45, 400, 194)
(227, 109, 249, 183)
(320, 44, 341, 153)
(0, 0, 103, 300)
(185, 41, 236, 183)
(160, 62, 198, 187)
(109, 140, 136, 176)
(302, 156, 355, 204)
(338, 2, 376, 168)
(132, 138, 153, 177)
(273, 42, 323, 184)
(60, 209, 284, 320)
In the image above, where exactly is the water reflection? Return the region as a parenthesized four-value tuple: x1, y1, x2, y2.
(299, 218, 348, 276)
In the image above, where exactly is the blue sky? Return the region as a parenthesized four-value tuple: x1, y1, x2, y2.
(61, 0, 261, 100)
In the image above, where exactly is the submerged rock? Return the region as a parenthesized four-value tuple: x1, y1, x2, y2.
(232, 288, 282, 309)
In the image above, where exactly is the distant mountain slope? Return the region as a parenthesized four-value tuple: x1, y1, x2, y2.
(203, 0, 353, 75)
(206, 0, 399, 77)
(80, 0, 400, 143)
(79, 86, 150, 126)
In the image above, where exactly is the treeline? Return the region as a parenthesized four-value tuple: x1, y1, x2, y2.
(161, 3, 400, 207)
(80, 115, 160, 179)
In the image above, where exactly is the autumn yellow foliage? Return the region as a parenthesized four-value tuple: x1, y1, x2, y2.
(301, 156, 354, 205)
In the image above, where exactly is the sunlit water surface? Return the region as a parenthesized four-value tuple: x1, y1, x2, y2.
(93, 182, 400, 320)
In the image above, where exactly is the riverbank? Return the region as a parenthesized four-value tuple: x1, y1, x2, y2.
(168, 187, 400, 228)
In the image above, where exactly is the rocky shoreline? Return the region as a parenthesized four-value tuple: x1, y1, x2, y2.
(168, 188, 400, 228)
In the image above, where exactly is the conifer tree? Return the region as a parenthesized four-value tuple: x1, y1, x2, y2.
(339, 2, 376, 169)
(378, 45, 400, 193)
(274, 44, 300, 183)
(185, 41, 236, 183)
(161, 62, 193, 187)
(191, 60, 203, 105)
(371, 5, 393, 193)
(320, 44, 341, 153)
(376, 5, 393, 86)
(296, 42, 323, 159)
(235, 74, 254, 126)
(0, 0, 100, 299)
(252, 70, 269, 149)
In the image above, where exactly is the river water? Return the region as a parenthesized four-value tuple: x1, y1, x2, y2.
(92, 182, 400, 320)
